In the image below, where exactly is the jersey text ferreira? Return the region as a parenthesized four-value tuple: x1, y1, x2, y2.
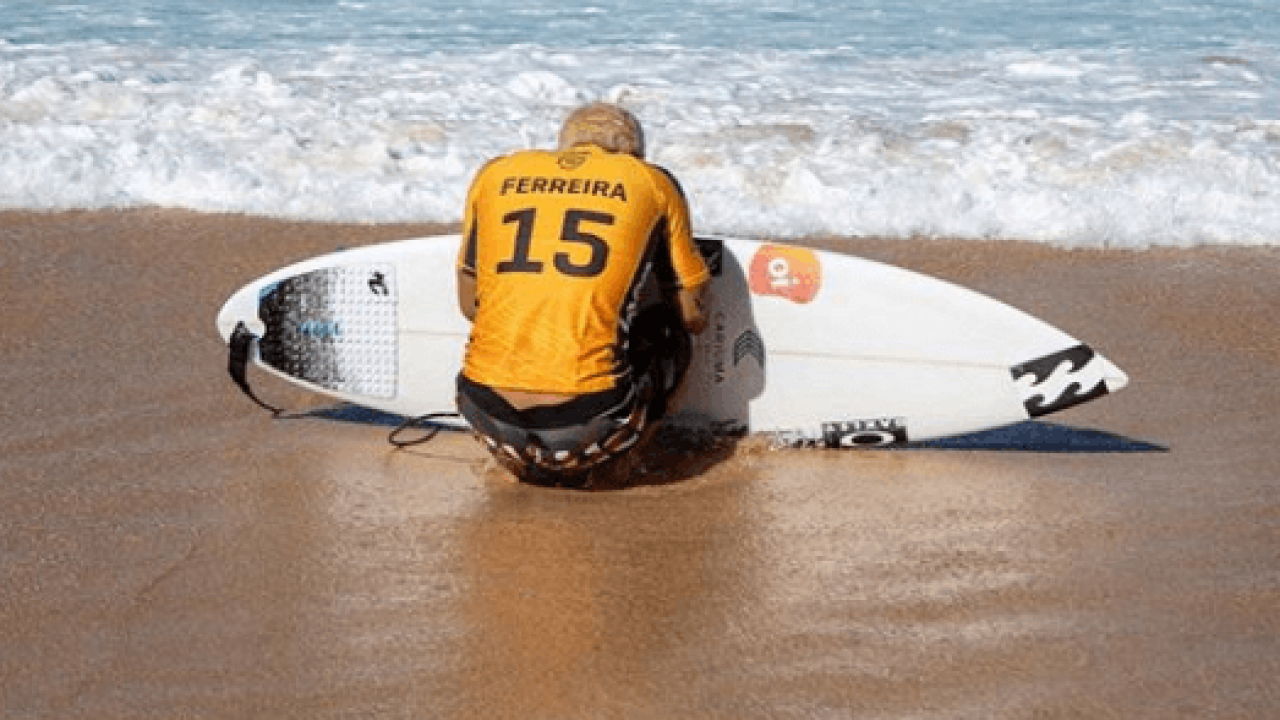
(499, 175, 629, 202)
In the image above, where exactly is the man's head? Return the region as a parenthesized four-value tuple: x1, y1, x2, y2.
(558, 103, 645, 158)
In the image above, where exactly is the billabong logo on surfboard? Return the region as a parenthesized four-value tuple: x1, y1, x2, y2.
(749, 245, 822, 303)
(1011, 344, 1111, 417)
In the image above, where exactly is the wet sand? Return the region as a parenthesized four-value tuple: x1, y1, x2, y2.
(2, 209, 1277, 718)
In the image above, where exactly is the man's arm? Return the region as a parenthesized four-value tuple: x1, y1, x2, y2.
(647, 165, 710, 335)
(457, 269, 477, 322)
(457, 157, 502, 323)
(674, 282, 708, 335)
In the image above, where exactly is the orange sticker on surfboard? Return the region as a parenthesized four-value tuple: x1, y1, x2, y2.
(748, 244, 822, 303)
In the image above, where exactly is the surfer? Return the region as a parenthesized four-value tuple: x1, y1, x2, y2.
(454, 102, 711, 486)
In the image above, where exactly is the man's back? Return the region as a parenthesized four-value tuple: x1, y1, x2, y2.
(459, 144, 707, 395)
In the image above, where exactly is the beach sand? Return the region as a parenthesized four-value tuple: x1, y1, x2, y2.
(2, 209, 1277, 718)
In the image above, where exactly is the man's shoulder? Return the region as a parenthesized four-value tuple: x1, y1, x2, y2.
(479, 149, 553, 174)
(643, 162, 687, 199)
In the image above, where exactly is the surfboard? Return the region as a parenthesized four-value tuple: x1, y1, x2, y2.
(215, 235, 1128, 447)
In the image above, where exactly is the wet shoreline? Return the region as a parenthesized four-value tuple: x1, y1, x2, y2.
(2, 209, 1276, 718)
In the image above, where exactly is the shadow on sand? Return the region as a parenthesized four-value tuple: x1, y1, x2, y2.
(296, 407, 1165, 486)
(908, 421, 1167, 453)
(300, 404, 740, 490)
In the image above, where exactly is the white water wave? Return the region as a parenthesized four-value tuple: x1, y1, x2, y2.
(2, 43, 1279, 248)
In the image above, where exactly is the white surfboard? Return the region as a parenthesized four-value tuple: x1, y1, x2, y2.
(215, 235, 1127, 446)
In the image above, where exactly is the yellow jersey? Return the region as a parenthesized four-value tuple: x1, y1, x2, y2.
(458, 144, 710, 395)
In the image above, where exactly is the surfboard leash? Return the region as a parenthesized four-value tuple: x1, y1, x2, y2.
(229, 320, 462, 444)
(227, 321, 289, 417)
(388, 412, 462, 449)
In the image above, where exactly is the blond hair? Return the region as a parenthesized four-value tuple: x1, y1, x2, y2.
(557, 103, 646, 158)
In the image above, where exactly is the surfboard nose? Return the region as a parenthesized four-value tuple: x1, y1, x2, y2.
(1011, 344, 1128, 419)
(1100, 354, 1129, 393)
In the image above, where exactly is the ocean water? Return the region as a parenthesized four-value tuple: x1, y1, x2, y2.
(2, 0, 1279, 247)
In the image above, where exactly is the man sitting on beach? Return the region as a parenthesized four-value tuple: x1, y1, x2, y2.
(454, 102, 711, 486)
